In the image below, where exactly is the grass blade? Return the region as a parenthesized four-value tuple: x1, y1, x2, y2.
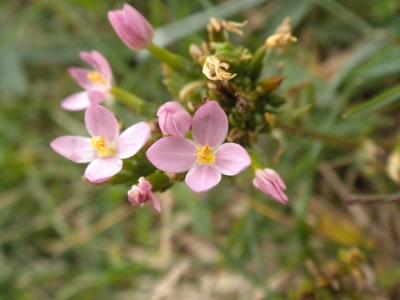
(343, 84, 400, 118)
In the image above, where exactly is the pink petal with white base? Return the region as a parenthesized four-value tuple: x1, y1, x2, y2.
(146, 137, 196, 173)
(215, 143, 251, 176)
(117, 122, 151, 159)
(185, 165, 222, 192)
(50, 136, 95, 163)
(85, 104, 119, 141)
(192, 101, 228, 147)
(80, 51, 112, 81)
(84, 157, 122, 183)
(61, 91, 91, 111)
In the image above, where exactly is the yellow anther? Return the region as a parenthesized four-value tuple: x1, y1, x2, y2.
(197, 145, 216, 165)
(91, 136, 116, 158)
(87, 71, 107, 85)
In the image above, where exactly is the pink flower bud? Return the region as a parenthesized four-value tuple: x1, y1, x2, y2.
(157, 102, 192, 137)
(108, 4, 154, 50)
(253, 168, 288, 205)
(127, 177, 161, 212)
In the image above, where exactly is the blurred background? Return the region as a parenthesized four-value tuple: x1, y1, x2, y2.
(1, 0, 400, 299)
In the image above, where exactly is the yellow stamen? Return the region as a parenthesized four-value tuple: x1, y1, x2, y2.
(87, 71, 107, 85)
(197, 145, 216, 165)
(91, 136, 116, 158)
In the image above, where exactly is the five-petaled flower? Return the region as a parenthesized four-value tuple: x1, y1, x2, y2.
(51, 104, 151, 184)
(253, 168, 289, 205)
(108, 3, 154, 51)
(128, 177, 161, 212)
(147, 101, 251, 192)
(62, 51, 113, 111)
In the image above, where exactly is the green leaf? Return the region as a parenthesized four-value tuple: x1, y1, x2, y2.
(343, 84, 400, 118)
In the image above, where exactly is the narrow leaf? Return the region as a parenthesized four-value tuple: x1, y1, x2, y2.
(343, 84, 400, 118)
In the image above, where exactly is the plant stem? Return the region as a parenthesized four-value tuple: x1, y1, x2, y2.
(147, 171, 173, 192)
(111, 86, 145, 112)
(148, 43, 193, 75)
(346, 193, 400, 205)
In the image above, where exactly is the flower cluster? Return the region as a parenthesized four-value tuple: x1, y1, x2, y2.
(51, 3, 292, 213)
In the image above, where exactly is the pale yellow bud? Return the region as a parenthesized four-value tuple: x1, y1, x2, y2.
(265, 17, 297, 48)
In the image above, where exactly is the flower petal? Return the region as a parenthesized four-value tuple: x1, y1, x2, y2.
(157, 101, 192, 137)
(123, 4, 154, 48)
(192, 101, 228, 147)
(150, 194, 162, 213)
(87, 91, 109, 105)
(215, 143, 251, 176)
(146, 137, 196, 173)
(68, 67, 93, 90)
(50, 136, 95, 163)
(185, 165, 221, 192)
(253, 175, 288, 205)
(108, 4, 153, 50)
(61, 91, 91, 111)
(84, 157, 122, 183)
(80, 50, 113, 82)
(117, 122, 151, 159)
(85, 104, 119, 141)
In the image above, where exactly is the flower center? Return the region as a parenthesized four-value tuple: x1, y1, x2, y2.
(87, 71, 107, 85)
(196, 145, 216, 165)
(91, 136, 116, 158)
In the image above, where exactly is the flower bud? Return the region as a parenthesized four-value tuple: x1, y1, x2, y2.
(253, 168, 288, 205)
(108, 4, 154, 50)
(157, 101, 192, 137)
(265, 17, 297, 49)
(128, 177, 161, 212)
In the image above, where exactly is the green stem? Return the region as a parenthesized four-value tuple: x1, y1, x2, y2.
(248, 150, 263, 171)
(147, 171, 173, 192)
(148, 43, 193, 75)
(111, 86, 145, 112)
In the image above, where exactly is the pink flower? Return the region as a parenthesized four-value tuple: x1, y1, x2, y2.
(108, 4, 154, 51)
(157, 101, 192, 137)
(253, 168, 288, 205)
(128, 177, 161, 212)
(147, 101, 251, 192)
(62, 51, 113, 111)
(51, 104, 151, 184)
